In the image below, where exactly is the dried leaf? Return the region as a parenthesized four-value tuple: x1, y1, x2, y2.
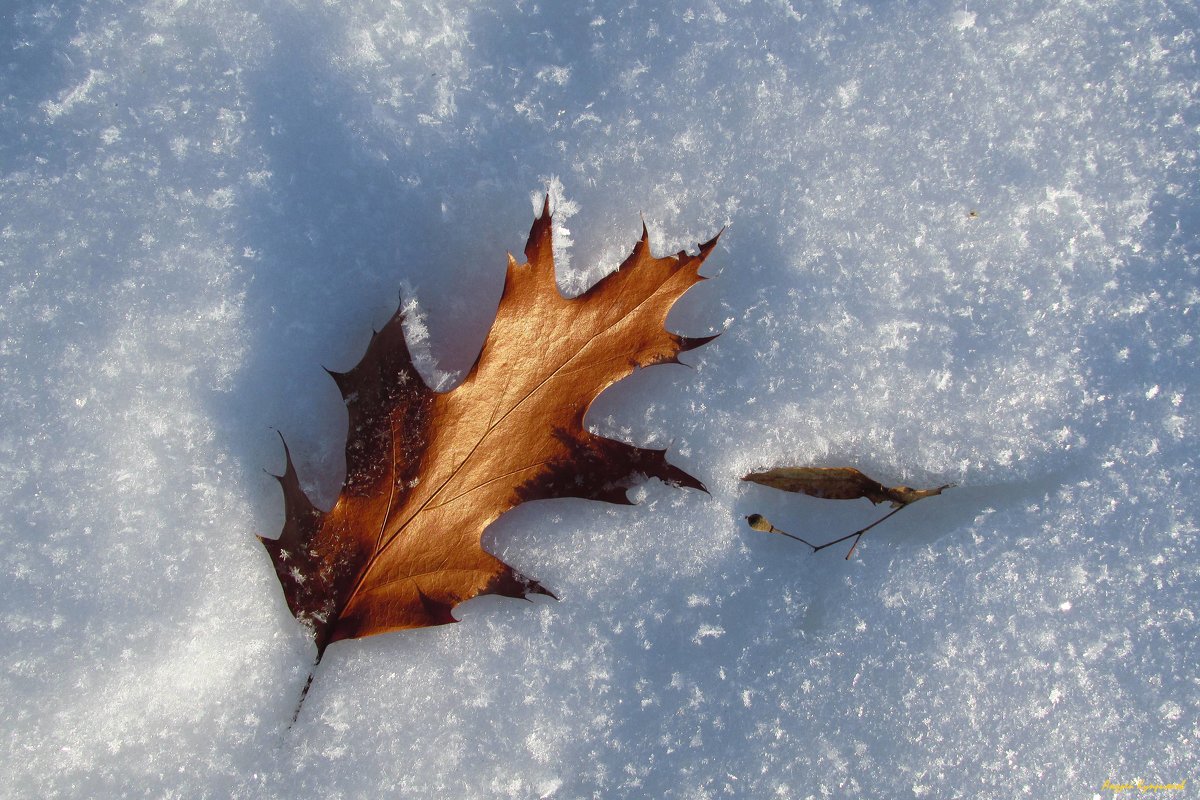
(742, 466, 950, 508)
(261, 198, 719, 655)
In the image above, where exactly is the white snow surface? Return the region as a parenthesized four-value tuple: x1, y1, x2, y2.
(2, 0, 1197, 797)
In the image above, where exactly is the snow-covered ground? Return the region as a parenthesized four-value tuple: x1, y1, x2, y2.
(2, 0, 1197, 797)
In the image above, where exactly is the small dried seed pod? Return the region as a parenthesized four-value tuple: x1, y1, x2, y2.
(746, 514, 774, 532)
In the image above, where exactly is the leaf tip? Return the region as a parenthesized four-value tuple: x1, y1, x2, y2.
(526, 579, 558, 602)
(275, 429, 296, 472)
(676, 332, 720, 354)
(696, 230, 722, 264)
(323, 365, 352, 395)
(524, 196, 555, 267)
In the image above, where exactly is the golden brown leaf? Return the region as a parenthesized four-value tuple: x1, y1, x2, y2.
(742, 467, 953, 558)
(742, 466, 950, 508)
(261, 198, 719, 654)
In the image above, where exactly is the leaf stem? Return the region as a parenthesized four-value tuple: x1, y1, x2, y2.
(765, 523, 819, 549)
(289, 653, 322, 729)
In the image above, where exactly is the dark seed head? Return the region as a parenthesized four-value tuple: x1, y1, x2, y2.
(746, 514, 773, 532)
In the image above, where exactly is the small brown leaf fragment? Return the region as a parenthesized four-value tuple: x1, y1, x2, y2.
(742, 466, 951, 508)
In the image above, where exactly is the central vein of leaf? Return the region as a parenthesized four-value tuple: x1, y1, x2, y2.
(357, 264, 688, 597)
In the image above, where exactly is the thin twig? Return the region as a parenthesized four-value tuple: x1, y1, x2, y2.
(748, 514, 818, 549)
(812, 504, 909, 559)
(748, 502, 916, 559)
(766, 523, 819, 550)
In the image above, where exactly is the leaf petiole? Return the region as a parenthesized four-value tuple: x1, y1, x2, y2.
(289, 654, 321, 729)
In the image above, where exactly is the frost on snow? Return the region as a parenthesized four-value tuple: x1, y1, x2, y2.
(1, 0, 1196, 797)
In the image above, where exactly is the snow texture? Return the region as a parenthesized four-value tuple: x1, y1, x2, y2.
(1, 0, 1197, 797)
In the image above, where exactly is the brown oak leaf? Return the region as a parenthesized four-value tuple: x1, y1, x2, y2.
(261, 198, 719, 655)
